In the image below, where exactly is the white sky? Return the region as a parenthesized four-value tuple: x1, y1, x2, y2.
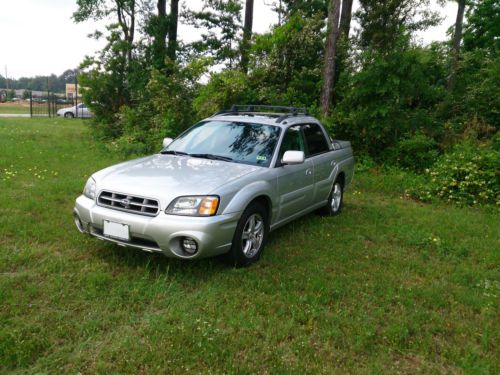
(0, 0, 457, 79)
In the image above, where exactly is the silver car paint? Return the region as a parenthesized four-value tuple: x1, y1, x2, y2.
(74, 114, 355, 259)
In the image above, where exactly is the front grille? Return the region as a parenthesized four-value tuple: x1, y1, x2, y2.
(97, 190, 160, 216)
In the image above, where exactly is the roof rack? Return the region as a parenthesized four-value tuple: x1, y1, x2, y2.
(212, 105, 309, 123)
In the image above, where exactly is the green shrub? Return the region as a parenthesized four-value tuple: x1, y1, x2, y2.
(409, 140, 499, 206)
(354, 153, 377, 173)
(386, 133, 439, 172)
(331, 38, 446, 156)
(193, 70, 256, 118)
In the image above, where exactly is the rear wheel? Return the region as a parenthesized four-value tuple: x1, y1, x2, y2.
(64, 112, 74, 118)
(225, 202, 268, 267)
(319, 178, 344, 216)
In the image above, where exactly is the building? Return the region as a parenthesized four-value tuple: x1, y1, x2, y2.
(66, 83, 82, 99)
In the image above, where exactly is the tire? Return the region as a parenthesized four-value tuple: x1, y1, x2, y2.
(64, 112, 74, 118)
(224, 202, 269, 267)
(319, 178, 344, 216)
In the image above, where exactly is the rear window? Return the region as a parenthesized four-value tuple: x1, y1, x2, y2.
(303, 124, 329, 156)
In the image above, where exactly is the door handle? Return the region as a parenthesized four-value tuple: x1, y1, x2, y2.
(306, 168, 313, 176)
(330, 160, 337, 167)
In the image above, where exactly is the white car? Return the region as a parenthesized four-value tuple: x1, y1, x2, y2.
(57, 103, 93, 118)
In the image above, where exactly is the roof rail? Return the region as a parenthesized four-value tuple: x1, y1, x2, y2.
(212, 104, 309, 118)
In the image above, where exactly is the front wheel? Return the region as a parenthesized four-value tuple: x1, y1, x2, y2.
(319, 179, 344, 216)
(64, 112, 74, 118)
(224, 202, 268, 267)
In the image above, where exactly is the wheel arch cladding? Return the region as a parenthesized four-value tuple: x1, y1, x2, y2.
(336, 171, 345, 187)
(248, 195, 272, 223)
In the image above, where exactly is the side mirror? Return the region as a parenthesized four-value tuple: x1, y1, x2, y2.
(162, 137, 173, 148)
(281, 150, 305, 165)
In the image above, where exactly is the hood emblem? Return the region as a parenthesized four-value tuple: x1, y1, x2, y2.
(121, 198, 131, 208)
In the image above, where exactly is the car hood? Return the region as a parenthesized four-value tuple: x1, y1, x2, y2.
(93, 154, 260, 208)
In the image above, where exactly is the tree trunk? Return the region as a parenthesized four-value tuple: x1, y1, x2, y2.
(115, 0, 136, 65)
(339, 0, 353, 40)
(448, 0, 466, 91)
(128, 4, 135, 64)
(167, 0, 179, 61)
(153, 0, 168, 68)
(333, 0, 353, 89)
(320, 0, 341, 117)
(240, 0, 254, 73)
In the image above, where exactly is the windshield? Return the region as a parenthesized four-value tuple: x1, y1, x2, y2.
(164, 121, 281, 167)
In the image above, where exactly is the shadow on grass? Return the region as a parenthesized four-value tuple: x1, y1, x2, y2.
(86, 203, 357, 280)
(92, 241, 232, 280)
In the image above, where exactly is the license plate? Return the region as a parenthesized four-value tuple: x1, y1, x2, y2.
(103, 220, 130, 241)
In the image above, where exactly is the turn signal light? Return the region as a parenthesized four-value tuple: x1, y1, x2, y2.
(198, 197, 219, 216)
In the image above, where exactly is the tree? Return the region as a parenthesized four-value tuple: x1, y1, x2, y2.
(333, 0, 354, 90)
(167, 0, 179, 61)
(320, 0, 341, 116)
(146, 0, 179, 69)
(463, 0, 499, 55)
(7, 89, 16, 100)
(184, 0, 243, 68)
(447, 0, 466, 90)
(332, 40, 447, 155)
(148, 0, 168, 69)
(280, 0, 328, 18)
(356, 0, 439, 53)
(74, 0, 140, 113)
(250, 13, 325, 107)
(339, 0, 353, 39)
(73, 0, 137, 66)
(240, 0, 254, 72)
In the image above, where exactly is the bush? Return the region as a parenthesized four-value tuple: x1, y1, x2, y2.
(386, 133, 439, 172)
(354, 153, 377, 173)
(331, 38, 446, 157)
(193, 70, 256, 118)
(409, 140, 499, 206)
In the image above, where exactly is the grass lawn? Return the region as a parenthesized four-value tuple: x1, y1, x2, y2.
(0, 103, 30, 114)
(1, 118, 498, 373)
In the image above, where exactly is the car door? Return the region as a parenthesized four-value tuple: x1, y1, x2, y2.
(276, 125, 314, 222)
(302, 123, 335, 204)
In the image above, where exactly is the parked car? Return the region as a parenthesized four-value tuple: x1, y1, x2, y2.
(73, 105, 355, 266)
(57, 103, 93, 118)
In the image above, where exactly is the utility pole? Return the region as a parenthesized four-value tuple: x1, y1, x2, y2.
(5, 65, 9, 90)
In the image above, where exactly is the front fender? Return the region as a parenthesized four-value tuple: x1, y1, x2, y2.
(219, 180, 277, 219)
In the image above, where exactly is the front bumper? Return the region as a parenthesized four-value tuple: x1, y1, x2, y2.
(73, 195, 241, 259)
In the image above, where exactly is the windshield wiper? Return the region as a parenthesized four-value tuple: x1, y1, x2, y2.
(160, 150, 189, 156)
(189, 153, 233, 162)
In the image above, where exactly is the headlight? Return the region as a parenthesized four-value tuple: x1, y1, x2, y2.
(83, 177, 96, 200)
(166, 196, 219, 216)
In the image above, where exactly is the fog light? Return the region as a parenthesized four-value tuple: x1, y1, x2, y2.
(181, 237, 198, 255)
(73, 213, 86, 233)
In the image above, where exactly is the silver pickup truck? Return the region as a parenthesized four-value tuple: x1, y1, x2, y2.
(74, 105, 354, 266)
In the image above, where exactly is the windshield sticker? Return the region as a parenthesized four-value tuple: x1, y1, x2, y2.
(256, 155, 267, 161)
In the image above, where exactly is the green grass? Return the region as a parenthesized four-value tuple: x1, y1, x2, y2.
(0, 103, 30, 114)
(1, 118, 498, 374)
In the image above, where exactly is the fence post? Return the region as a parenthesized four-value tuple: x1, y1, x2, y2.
(75, 77, 78, 118)
(46, 77, 50, 118)
(29, 91, 33, 117)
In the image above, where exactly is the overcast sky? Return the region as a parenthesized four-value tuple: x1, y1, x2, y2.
(0, 0, 457, 79)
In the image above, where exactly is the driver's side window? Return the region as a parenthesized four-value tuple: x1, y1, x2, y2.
(278, 125, 306, 164)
